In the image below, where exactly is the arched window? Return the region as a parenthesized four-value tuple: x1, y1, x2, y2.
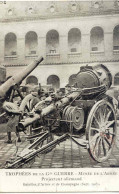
(46, 30, 59, 54)
(69, 74, 76, 85)
(5, 33, 17, 56)
(114, 73, 119, 85)
(68, 28, 81, 53)
(90, 27, 104, 52)
(26, 75, 38, 85)
(113, 25, 119, 51)
(47, 75, 60, 90)
(25, 31, 38, 56)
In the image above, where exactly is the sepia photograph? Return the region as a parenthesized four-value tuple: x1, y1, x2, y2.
(0, 0, 119, 191)
(0, 0, 119, 169)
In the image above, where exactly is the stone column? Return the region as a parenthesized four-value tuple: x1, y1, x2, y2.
(38, 36, 46, 61)
(104, 32, 113, 59)
(81, 33, 90, 60)
(59, 35, 68, 63)
(17, 35, 25, 62)
(0, 38, 4, 64)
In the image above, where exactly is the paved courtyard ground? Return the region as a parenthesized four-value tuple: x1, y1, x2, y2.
(0, 121, 119, 169)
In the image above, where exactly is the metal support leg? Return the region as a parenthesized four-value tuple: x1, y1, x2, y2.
(6, 132, 12, 144)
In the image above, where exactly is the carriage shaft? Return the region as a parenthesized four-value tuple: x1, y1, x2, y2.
(6, 133, 69, 168)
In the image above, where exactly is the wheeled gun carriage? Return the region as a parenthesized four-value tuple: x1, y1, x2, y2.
(5, 64, 117, 168)
(0, 57, 44, 142)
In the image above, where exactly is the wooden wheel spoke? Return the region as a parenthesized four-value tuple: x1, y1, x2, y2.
(99, 108, 103, 123)
(90, 133, 100, 144)
(102, 105, 107, 120)
(104, 127, 115, 137)
(104, 136, 111, 148)
(29, 100, 31, 110)
(104, 132, 115, 136)
(105, 120, 115, 129)
(109, 132, 115, 136)
(108, 127, 115, 136)
(105, 110, 112, 122)
(93, 136, 100, 152)
(97, 138, 102, 156)
(93, 115, 100, 127)
(107, 127, 114, 131)
(91, 127, 100, 133)
(0, 112, 6, 118)
(102, 138, 106, 156)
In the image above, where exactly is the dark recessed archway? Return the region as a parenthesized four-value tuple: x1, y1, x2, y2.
(68, 28, 81, 53)
(47, 75, 60, 90)
(90, 26, 104, 51)
(46, 30, 59, 54)
(114, 72, 119, 85)
(69, 74, 76, 85)
(26, 75, 38, 85)
(25, 31, 38, 55)
(113, 25, 119, 50)
(5, 32, 17, 56)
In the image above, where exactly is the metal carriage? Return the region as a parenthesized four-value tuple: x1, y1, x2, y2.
(4, 62, 117, 168)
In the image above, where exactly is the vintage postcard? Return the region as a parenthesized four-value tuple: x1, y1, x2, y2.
(0, 0, 119, 192)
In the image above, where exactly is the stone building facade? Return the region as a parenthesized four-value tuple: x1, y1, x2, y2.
(0, 1, 119, 89)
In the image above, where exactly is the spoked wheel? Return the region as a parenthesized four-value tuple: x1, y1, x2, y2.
(20, 96, 40, 137)
(22, 97, 55, 143)
(86, 99, 116, 162)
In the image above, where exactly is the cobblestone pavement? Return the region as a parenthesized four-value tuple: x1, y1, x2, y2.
(0, 123, 119, 169)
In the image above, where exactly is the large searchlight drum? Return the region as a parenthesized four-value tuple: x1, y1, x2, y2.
(75, 64, 112, 90)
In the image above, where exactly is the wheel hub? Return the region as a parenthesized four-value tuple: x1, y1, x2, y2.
(100, 131, 104, 137)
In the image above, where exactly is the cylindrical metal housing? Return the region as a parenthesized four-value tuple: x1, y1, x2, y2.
(63, 105, 84, 131)
(75, 64, 112, 90)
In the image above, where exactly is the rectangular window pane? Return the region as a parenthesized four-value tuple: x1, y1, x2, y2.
(71, 48, 77, 52)
(11, 51, 17, 55)
(30, 50, 36, 54)
(92, 47, 98, 51)
(113, 46, 119, 50)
